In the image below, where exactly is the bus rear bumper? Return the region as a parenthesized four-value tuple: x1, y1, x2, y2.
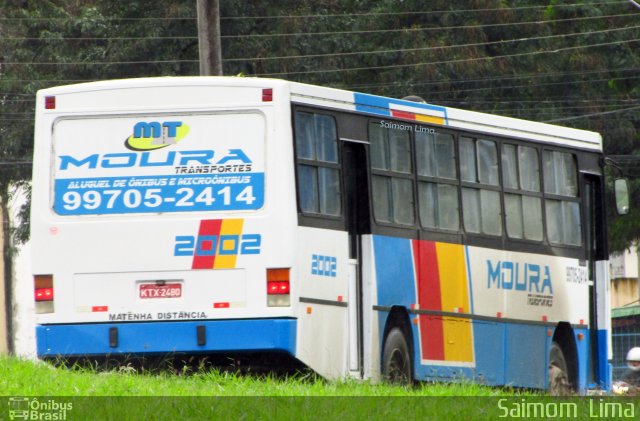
(36, 318, 297, 357)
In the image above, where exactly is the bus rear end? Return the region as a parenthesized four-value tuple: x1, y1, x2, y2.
(31, 77, 298, 359)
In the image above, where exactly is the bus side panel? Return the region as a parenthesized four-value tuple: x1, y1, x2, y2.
(504, 324, 548, 388)
(294, 226, 350, 379)
(469, 245, 590, 389)
(370, 236, 592, 388)
(372, 235, 477, 380)
(361, 235, 381, 382)
(595, 260, 612, 389)
(574, 327, 590, 392)
(471, 321, 505, 385)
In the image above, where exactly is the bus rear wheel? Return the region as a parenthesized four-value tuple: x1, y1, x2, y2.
(548, 342, 572, 395)
(382, 327, 412, 384)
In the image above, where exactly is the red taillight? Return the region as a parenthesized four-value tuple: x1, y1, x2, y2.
(267, 281, 290, 295)
(267, 268, 290, 306)
(34, 274, 55, 313)
(34, 274, 53, 300)
(45, 96, 56, 109)
(262, 88, 273, 102)
(35, 287, 54, 302)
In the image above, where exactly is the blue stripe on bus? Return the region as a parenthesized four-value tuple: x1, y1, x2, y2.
(573, 327, 590, 393)
(353, 92, 449, 123)
(471, 322, 547, 388)
(36, 318, 296, 357)
(372, 235, 416, 345)
(503, 323, 548, 389)
(354, 93, 392, 117)
(596, 329, 611, 389)
(470, 320, 505, 385)
(464, 245, 475, 314)
(373, 236, 416, 307)
(414, 320, 551, 388)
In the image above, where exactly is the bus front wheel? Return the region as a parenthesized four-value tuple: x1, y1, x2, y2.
(382, 327, 412, 384)
(548, 341, 572, 395)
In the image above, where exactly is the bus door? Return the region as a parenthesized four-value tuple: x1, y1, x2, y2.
(341, 139, 371, 377)
(583, 174, 608, 386)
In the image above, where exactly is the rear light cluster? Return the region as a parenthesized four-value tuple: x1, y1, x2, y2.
(267, 268, 290, 307)
(34, 274, 54, 314)
(262, 88, 273, 102)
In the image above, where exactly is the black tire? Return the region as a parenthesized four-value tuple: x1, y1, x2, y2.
(548, 341, 573, 395)
(382, 327, 413, 384)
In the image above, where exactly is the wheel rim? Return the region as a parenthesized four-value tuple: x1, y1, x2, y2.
(548, 343, 571, 395)
(549, 364, 570, 395)
(387, 347, 409, 383)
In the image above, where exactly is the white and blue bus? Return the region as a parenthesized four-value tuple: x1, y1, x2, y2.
(31, 77, 622, 392)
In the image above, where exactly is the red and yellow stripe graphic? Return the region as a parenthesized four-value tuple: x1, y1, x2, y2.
(390, 109, 446, 126)
(413, 240, 474, 363)
(192, 219, 244, 269)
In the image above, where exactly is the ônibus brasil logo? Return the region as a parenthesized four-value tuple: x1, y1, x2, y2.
(124, 121, 190, 151)
(8, 397, 73, 420)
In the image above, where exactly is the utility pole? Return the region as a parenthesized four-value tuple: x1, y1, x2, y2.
(197, 0, 223, 76)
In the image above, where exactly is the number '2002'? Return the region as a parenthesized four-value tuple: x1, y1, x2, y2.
(174, 234, 261, 256)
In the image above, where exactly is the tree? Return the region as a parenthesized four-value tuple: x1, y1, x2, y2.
(0, 0, 639, 252)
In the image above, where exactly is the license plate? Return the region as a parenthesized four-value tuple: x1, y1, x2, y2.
(139, 283, 182, 299)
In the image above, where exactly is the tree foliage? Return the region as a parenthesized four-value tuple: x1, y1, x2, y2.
(1, 0, 639, 250)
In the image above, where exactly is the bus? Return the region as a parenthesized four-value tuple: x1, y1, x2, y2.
(31, 76, 625, 393)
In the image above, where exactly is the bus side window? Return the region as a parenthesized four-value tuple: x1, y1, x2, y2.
(543, 150, 581, 246)
(460, 137, 501, 236)
(368, 122, 415, 226)
(415, 131, 459, 231)
(294, 111, 342, 217)
(502, 144, 543, 241)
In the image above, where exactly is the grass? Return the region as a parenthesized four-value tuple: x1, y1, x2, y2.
(0, 354, 523, 397)
(1, 355, 558, 420)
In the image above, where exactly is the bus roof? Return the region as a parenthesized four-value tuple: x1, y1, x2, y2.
(37, 76, 602, 152)
(288, 80, 602, 152)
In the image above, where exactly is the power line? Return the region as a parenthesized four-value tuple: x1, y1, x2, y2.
(4, 12, 635, 42)
(4, 22, 638, 69)
(543, 105, 640, 122)
(344, 66, 640, 91)
(0, 80, 99, 84)
(221, 1, 631, 20)
(480, 103, 640, 113)
(0, 161, 32, 167)
(0, 59, 198, 66)
(220, 13, 636, 39)
(222, 24, 640, 62)
(256, 38, 640, 77)
(0, 2, 628, 21)
(0, 17, 196, 22)
(423, 75, 640, 96)
(3, 36, 198, 41)
(3, 35, 638, 69)
(440, 99, 640, 104)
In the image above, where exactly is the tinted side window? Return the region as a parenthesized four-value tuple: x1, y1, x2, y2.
(502, 144, 543, 241)
(543, 150, 581, 246)
(295, 111, 342, 217)
(416, 131, 459, 231)
(460, 137, 501, 236)
(369, 122, 414, 226)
